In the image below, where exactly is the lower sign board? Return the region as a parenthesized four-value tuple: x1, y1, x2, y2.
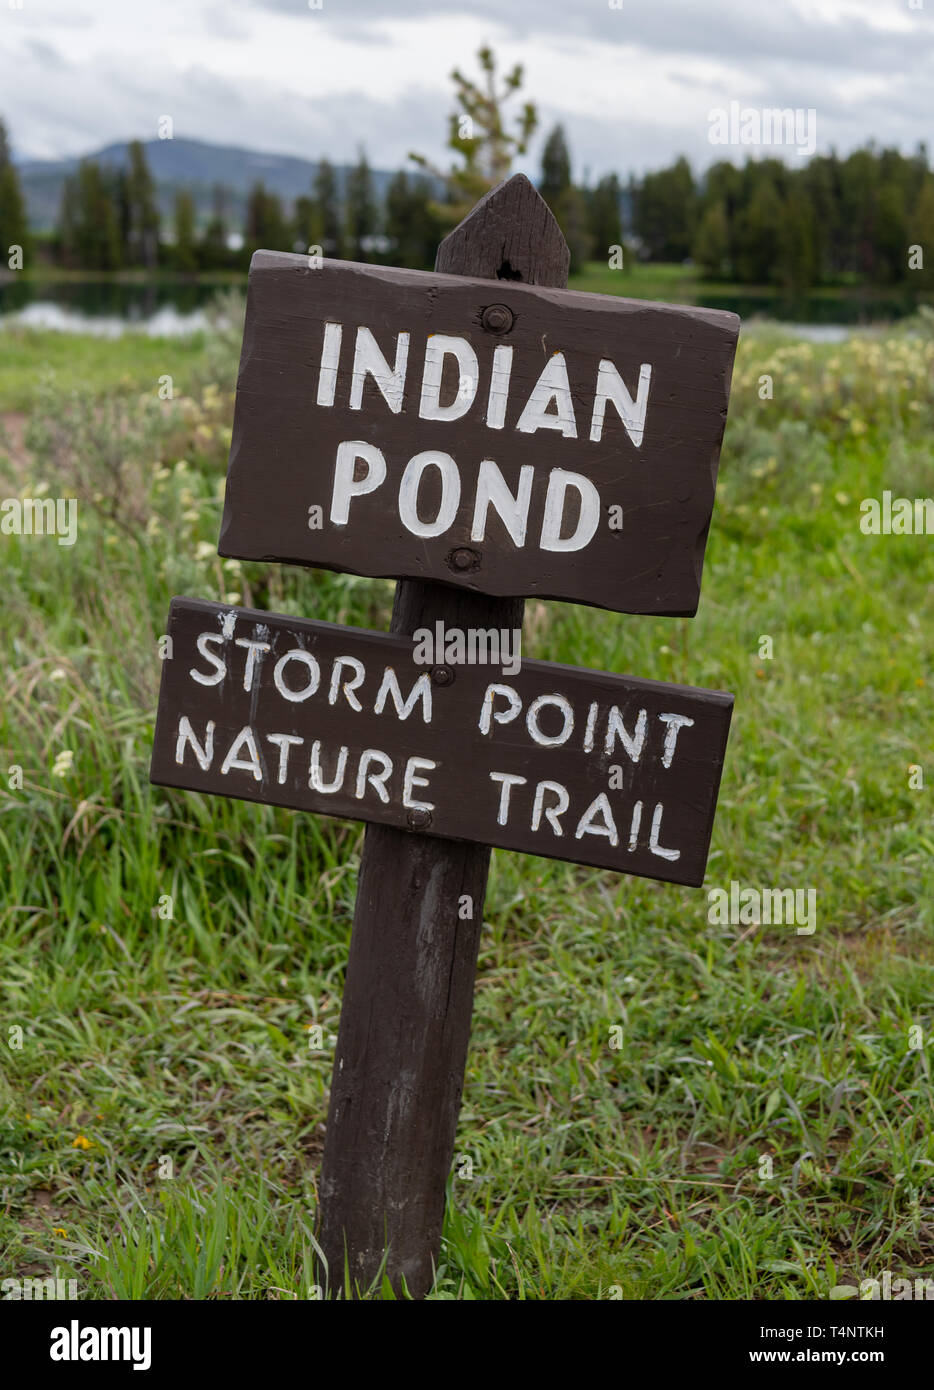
(150, 598, 734, 886)
(218, 254, 739, 618)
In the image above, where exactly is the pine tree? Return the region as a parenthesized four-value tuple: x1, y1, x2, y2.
(344, 149, 377, 261)
(124, 140, 159, 268)
(633, 157, 696, 262)
(555, 185, 593, 275)
(839, 148, 878, 277)
(384, 171, 442, 269)
(537, 124, 591, 274)
(587, 174, 623, 262)
(776, 188, 816, 291)
(874, 179, 908, 285)
(173, 189, 198, 272)
(244, 181, 287, 252)
(314, 159, 342, 256)
(292, 195, 316, 254)
(693, 199, 730, 279)
(200, 183, 230, 270)
(409, 45, 538, 226)
(57, 174, 79, 268)
(735, 175, 782, 283)
(244, 183, 266, 250)
(0, 118, 30, 268)
(63, 160, 121, 270)
(540, 126, 571, 206)
(908, 175, 934, 289)
(801, 155, 839, 283)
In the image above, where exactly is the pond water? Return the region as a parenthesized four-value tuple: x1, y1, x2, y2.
(6, 301, 209, 337)
(0, 277, 922, 338)
(0, 279, 225, 337)
(695, 288, 918, 327)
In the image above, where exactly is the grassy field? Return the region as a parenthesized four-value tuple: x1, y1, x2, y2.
(571, 260, 922, 305)
(1, 297, 933, 1300)
(574, 260, 710, 302)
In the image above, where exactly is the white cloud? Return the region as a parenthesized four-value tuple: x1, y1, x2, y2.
(1, 0, 930, 174)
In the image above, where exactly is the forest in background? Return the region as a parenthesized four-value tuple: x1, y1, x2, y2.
(1, 44, 933, 293)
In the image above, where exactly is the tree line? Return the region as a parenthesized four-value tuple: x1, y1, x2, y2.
(1, 109, 931, 290)
(0, 122, 620, 278)
(637, 146, 934, 290)
(52, 139, 446, 274)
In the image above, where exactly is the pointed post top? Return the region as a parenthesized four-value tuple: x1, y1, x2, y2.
(435, 172, 570, 289)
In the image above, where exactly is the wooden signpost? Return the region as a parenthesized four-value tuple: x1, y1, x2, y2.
(219, 252, 738, 617)
(151, 597, 732, 886)
(150, 175, 739, 1298)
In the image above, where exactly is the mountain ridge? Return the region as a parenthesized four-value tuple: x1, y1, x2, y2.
(16, 136, 434, 231)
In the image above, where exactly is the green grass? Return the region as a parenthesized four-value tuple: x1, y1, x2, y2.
(1, 301, 933, 1300)
(570, 261, 702, 302)
(0, 327, 211, 413)
(570, 260, 930, 308)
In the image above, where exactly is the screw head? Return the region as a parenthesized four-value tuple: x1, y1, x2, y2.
(407, 807, 432, 830)
(431, 665, 455, 686)
(481, 303, 514, 334)
(449, 546, 480, 572)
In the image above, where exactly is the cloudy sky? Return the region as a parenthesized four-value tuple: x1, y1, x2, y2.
(1, 0, 932, 176)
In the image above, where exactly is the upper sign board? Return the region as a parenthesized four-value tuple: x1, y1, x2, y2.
(151, 597, 733, 886)
(219, 254, 739, 616)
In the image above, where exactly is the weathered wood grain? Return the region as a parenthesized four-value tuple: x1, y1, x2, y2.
(150, 596, 733, 885)
(434, 172, 571, 285)
(315, 176, 568, 1298)
(145, 174, 741, 1301)
(219, 199, 738, 617)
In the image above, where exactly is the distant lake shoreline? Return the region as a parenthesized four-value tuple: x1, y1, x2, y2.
(0, 268, 927, 338)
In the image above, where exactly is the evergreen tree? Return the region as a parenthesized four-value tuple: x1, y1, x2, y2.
(734, 175, 782, 283)
(124, 140, 159, 268)
(704, 160, 743, 214)
(57, 174, 79, 268)
(536, 124, 592, 273)
(874, 178, 908, 284)
(587, 173, 623, 261)
(384, 170, 442, 269)
(0, 118, 30, 267)
(540, 125, 572, 206)
(344, 149, 377, 261)
(908, 175, 934, 289)
(114, 167, 132, 263)
(699, 161, 742, 272)
(693, 199, 730, 279)
(839, 148, 878, 277)
(244, 181, 287, 252)
(776, 188, 816, 291)
(314, 158, 342, 256)
(555, 184, 592, 275)
(634, 156, 696, 261)
(801, 154, 840, 283)
(60, 160, 121, 270)
(410, 45, 537, 226)
(293, 194, 318, 253)
(173, 189, 198, 272)
(200, 183, 230, 270)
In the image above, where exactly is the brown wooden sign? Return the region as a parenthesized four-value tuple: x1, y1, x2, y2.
(219, 252, 739, 617)
(151, 597, 733, 887)
(148, 176, 741, 1297)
